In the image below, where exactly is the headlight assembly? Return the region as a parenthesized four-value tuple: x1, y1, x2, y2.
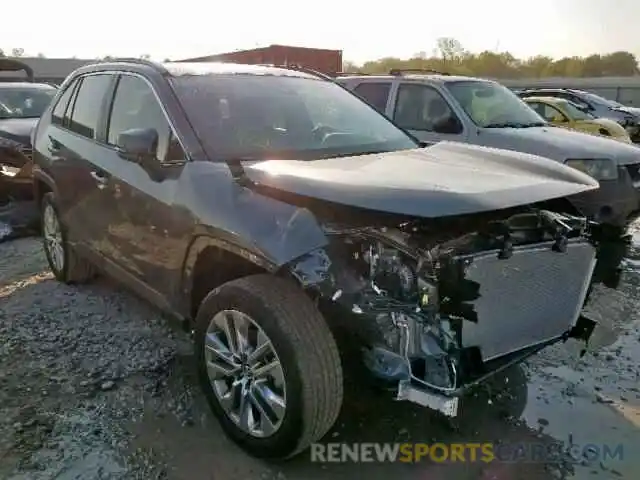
(565, 158, 618, 181)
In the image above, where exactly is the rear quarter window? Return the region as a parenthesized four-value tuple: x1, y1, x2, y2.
(352, 82, 392, 113)
(51, 79, 79, 126)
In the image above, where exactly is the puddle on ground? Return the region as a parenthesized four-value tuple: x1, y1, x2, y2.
(518, 226, 640, 479)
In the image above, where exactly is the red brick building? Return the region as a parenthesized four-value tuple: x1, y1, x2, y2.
(177, 44, 343, 75)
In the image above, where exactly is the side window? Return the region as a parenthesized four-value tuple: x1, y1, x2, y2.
(353, 82, 392, 113)
(393, 83, 462, 133)
(541, 104, 568, 122)
(51, 79, 79, 126)
(526, 101, 544, 117)
(568, 95, 591, 111)
(107, 75, 184, 163)
(68, 74, 112, 139)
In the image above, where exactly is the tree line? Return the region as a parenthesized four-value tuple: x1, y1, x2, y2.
(3, 37, 640, 78)
(343, 38, 640, 78)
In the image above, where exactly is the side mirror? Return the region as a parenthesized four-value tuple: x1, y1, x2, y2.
(116, 127, 158, 160)
(116, 127, 165, 182)
(552, 115, 567, 123)
(432, 116, 462, 135)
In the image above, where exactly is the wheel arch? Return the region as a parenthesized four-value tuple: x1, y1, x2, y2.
(32, 168, 59, 208)
(180, 233, 283, 320)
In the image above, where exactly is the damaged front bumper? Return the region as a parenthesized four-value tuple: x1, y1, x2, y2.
(392, 314, 599, 418)
(366, 238, 598, 417)
(0, 137, 38, 241)
(289, 208, 610, 418)
(1, 136, 34, 202)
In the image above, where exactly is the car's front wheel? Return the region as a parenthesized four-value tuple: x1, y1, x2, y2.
(41, 192, 95, 284)
(194, 274, 343, 459)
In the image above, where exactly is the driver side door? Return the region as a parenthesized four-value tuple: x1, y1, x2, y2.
(93, 73, 191, 299)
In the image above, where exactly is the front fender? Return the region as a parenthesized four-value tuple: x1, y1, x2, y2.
(177, 207, 331, 315)
(179, 231, 277, 300)
(180, 161, 331, 267)
(175, 161, 332, 313)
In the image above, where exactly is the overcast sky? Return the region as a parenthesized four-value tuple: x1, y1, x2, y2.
(1, 0, 639, 63)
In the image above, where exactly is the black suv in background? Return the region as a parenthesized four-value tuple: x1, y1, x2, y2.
(32, 59, 607, 459)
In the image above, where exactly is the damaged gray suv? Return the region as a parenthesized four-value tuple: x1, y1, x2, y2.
(33, 59, 608, 460)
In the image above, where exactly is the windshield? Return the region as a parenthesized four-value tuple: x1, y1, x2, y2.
(580, 91, 623, 109)
(446, 80, 546, 128)
(563, 100, 594, 120)
(170, 75, 418, 160)
(0, 87, 56, 119)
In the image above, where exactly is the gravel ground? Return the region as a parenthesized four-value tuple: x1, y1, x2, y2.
(0, 230, 639, 480)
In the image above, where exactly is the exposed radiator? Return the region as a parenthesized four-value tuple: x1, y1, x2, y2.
(456, 239, 596, 361)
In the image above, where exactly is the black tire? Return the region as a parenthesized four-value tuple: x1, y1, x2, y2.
(194, 273, 343, 459)
(41, 192, 95, 284)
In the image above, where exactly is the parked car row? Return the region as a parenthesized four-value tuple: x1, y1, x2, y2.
(22, 58, 625, 460)
(515, 87, 640, 142)
(337, 70, 640, 230)
(521, 96, 632, 143)
(0, 60, 58, 239)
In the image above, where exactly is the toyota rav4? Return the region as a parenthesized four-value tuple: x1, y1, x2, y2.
(33, 59, 610, 460)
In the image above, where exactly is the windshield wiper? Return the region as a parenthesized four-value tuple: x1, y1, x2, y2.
(484, 122, 546, 129)
(320, 149, 393, 159)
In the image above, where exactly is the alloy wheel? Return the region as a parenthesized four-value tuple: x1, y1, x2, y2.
(43, 203, 64, 272)
(204, 309, 287, 437)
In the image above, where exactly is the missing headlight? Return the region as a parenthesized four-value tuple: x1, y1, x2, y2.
(339, 229, 460, 392)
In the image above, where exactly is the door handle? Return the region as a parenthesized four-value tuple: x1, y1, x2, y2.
(90, 170, 108, 189)
(47, 136, 62, 154)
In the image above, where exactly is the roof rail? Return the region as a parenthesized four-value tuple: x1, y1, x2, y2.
(256, 63, 335, 81)
(0, 58, 34, 82)
(334, 71, 369, 76)
(389, 68, 449, 76)
(101, 57, 169, 74)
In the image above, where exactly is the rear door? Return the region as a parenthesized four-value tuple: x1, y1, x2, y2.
(39, 73, 114, 251)
(351, 81, 393, 115)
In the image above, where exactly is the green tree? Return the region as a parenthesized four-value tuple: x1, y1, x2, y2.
(347, 38, 639, 78)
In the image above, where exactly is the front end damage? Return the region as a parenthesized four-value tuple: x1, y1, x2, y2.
(0, 138, 37, 242)
(288, 206, 604, 417)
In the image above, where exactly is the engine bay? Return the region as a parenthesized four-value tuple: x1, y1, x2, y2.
(295, 207, 598, 404)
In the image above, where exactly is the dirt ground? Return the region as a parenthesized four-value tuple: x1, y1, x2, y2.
(0, 228, 639, 480)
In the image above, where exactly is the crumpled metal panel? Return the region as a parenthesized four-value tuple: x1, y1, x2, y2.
(458, 239, 596, 361)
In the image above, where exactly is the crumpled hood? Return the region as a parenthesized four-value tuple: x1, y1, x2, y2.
(0, 117, 37, 145)
(479, 126, 640, 165)
(245, 142, 598, 218)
